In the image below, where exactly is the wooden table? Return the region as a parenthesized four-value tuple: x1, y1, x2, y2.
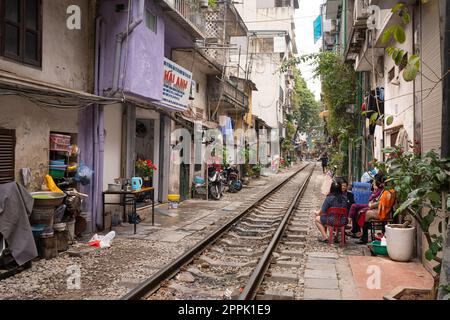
(102, 187, 155, 234)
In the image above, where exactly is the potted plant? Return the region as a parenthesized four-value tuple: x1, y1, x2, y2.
(252, 163, 262, 178)
(135, 159, 157, 187)
(374, 143, 450, 298)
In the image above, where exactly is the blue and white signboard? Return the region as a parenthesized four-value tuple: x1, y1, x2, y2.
(162, 58, 193, 110)
(313, 15, 322, 44)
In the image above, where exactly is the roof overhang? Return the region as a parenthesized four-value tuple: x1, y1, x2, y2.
(0, 71, 121, 108)
(172, 48, 222, 75)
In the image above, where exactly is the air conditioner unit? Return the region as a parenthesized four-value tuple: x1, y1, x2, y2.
(354, 0, 369, 28)
(330, 20, 337, 33)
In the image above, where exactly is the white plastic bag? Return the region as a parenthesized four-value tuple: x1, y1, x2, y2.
(380, 236, 387, 246)
(88, 231, 116, 248)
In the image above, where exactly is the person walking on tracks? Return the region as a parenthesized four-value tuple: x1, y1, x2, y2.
(318, 152, 329, 174)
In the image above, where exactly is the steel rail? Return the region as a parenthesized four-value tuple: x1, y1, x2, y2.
(121, 163, 311, 300)
(239, 165, 315, 300)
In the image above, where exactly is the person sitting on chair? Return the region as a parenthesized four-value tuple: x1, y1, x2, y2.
(356, 187, 396, 244)
(315, 181, 348, 243)
(335, 178, 355, 212)
(347, 175, 384, 238)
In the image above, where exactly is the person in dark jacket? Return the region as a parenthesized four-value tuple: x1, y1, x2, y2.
(337, 178, 355, 212)
(318, 152, 329, 174)
(315, 181, 348, 242)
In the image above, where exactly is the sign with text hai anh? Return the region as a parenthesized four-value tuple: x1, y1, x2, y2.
(162, 58, 193, 110)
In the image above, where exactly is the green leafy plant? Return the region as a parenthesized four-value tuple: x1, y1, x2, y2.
(208, 0, 217, 8)
(381, 1, 431, 82)
(281, 52, 357, 175)
(374, 144, 450, 296)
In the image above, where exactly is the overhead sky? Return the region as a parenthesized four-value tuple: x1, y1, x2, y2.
(294, 0, 323, 101)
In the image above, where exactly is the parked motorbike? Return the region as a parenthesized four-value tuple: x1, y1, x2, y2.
(223, 165, 243, 193)
(192, 167, 225, 200)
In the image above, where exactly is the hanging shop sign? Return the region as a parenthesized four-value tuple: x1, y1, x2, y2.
(162, 58, 193, 111)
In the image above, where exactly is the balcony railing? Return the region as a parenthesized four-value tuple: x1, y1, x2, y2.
(159, 0, 206, 39)
(209, 78, 249, 113)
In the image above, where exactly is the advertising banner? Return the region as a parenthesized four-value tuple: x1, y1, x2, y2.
(162, 58, 193, 110)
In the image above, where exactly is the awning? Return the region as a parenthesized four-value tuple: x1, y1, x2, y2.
(0, 71, 121, 108)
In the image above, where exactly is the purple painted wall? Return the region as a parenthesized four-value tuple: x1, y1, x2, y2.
(99, 0, 194, 103)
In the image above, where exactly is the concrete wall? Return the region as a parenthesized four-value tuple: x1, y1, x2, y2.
(383, 20, 415, 150)
(0, 0, 94, 92)
(234, 0, 294, 130)
(235, 0, 296, 41)
(172, 51, 209, 114)
(99, 0, 194, 102)
(0, 96, 78, 191)
(99, 0, 165, 100)
(251, 54, 283, 129)
(103, 104, 123, 190)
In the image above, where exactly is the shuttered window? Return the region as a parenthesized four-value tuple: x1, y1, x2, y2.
(0, 129, 15, 184)
(0, 0, 42, 67)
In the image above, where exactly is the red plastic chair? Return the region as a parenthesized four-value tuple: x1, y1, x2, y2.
(325, 207, 348, 247)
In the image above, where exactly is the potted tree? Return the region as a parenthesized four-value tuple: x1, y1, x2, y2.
(375, 144, 450, 298)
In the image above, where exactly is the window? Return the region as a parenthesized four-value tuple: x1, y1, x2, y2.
(0, 0, 42, 66)
(255, 37, 274, 53)
(145, 9, 157, 33)
(0, 129, 16, 184)
(275, 0, 292, 7)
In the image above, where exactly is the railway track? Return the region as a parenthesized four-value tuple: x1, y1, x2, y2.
(121, 163, 315, 300)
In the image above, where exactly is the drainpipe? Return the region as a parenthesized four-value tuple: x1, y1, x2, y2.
(343, 0, 347, 56)
(442, 0, 450, 158)
(93, 15, 103, 232)
(111, 0, 144, 95)
(438, 0, 450, 300)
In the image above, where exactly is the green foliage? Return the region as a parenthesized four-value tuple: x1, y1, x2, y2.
(381, 3, 422, 82)
(281, 52, 357, 174)
(291, 68, 321, 136)
(374, 145, 450, 267)
(208, 0, 217, 8)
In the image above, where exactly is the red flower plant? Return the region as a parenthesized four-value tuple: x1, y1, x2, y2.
(136, 159, 157, 177)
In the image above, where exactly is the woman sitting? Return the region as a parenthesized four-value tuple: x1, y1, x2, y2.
(357, 188, 396, 244)
(315, 181, 348, 242)
(347, 177, 384, 238)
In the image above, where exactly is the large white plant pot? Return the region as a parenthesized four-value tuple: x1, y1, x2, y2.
(385, 224, 415, 262)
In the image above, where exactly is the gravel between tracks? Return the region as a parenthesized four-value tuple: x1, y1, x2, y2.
(0, 167, 300, 300)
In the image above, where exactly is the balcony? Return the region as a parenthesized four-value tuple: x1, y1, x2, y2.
(208, 77, 249, 113)
(157, 0, 206, 39)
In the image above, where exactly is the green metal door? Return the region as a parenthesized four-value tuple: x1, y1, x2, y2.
(180, 163, 190, 201)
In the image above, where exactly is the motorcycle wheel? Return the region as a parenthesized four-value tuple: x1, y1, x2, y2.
(209, 185, 221, 200)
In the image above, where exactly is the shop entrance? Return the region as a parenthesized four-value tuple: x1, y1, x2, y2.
(136, 119, 155, 163)
(135, 119, 155, 206)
